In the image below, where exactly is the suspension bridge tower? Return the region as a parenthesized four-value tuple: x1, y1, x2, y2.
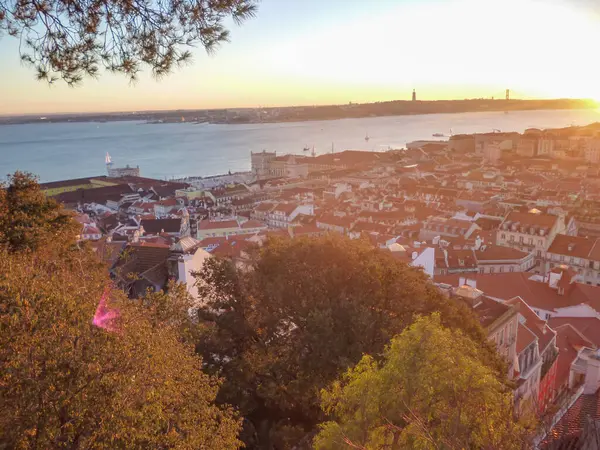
(506, 89, 510, 100)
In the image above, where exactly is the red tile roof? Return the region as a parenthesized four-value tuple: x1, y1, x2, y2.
(198, 236, 228, 247)
(291, 224, 322, 236)
(549, 317, 600, 348)
(475, 245, 530, 262)
(241, 220, 266, 229)
(554, 324, 595, 392)
(547, 234, 600, 260)
(254, 202, 276, 212)
(273, 203, 298, 216)
(506, 296, 556, 353)
(197, 220, 239, 230)
(434, 272, 600, 312)
(472, 295, 513, 329)
(516, 323, 537, 354)
(501, 210, 558, 230)
(317, 214, 355, 229)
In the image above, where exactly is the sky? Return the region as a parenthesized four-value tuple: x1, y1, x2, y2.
(2, 0, 600, 114)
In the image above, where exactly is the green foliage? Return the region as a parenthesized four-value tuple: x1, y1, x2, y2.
(0, 0, 257, 84)
(0, 173, 241, 449)
(195, 235, 500, 448)
(314, 313, 533, 450)
(0, 171, 78, 252)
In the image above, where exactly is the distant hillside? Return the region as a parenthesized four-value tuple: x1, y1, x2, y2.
(0, 98, 595, 126)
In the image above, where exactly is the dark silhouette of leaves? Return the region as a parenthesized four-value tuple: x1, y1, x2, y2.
(0, 0, 257, 85)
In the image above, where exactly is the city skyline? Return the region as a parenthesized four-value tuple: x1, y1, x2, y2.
(2, 0, 600, 115)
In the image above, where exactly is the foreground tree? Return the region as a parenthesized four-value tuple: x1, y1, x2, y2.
(195, 235, 503, 449)
(314, 313, 533, 450)
(0, 173, 241, 449)
(0, 0, 257, 84)
(0, 171, 78, 252)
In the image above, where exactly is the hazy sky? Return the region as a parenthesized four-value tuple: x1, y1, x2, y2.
(2, 0, 600, 114)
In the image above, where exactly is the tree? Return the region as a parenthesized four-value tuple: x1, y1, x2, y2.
(0, 0, 257, 84)
(0, 175, 242, 449)
(0, 171, 78, 252)
(195, 235, 503, 449)
(314, 313, 533, 450)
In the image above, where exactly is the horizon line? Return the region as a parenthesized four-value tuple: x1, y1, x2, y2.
(1, 97, 595, 119)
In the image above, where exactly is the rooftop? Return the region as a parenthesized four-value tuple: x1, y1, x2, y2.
(435, 272, 600, 312)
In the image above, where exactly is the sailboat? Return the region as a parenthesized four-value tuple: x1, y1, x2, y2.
(365, 132, 370, 142)
(105, 152, 112, 165)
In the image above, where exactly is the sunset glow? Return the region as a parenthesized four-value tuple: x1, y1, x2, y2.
(1, 0, 600, 114)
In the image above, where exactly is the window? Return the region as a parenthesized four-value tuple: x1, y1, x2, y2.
(499, 267, 504, 273)
(537, 250, 542, 258)
(490, 267, 495, 273)
(510, 266, 514, 272)
(539, 240, 543, 246)
(510, 235, 515, 242)
(519, 236, 524, 244)
(528, 238, 533, 245)
(570, 257, 574, 264)
(560, 255, 565, 262)
(501, 233, 506, 239)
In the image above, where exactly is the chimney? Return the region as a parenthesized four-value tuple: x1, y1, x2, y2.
(583, 352, 600, 395)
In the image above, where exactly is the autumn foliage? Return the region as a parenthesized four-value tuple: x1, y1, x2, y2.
(0, 174, 241, 449)
(0, 173, 531, 449)
(195, 235, 507, 448)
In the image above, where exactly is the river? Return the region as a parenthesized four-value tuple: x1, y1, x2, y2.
(1, 108, 599, 182)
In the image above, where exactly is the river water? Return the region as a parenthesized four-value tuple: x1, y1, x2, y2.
(1, 109, 600, 182)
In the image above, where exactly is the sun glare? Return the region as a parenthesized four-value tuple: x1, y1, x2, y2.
(262, 0, 600, 102)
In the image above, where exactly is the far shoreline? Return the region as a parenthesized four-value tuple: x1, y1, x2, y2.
(0, 99, 596, 127)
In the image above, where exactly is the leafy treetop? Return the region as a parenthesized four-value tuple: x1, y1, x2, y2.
(0, 171, 78, 252)
(0, 0, 257, 84)
(195, 235, 504, 449)
(0, 172, 242, 449)
(315, 313, 534, 450)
